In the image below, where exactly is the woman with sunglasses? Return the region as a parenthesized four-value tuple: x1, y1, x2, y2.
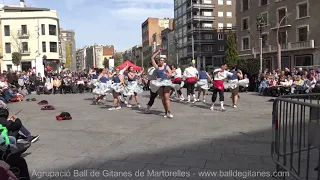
(150, 49, 177, 118)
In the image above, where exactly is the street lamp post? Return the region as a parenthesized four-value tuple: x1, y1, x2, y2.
(256, 14, 265, 77)
(277, 13, 291, 71)
(192, 34, 195, 61)
(247, 30, 257, 59)
(173, 36, 179, 65)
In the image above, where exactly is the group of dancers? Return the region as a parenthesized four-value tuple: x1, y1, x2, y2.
(88, 49, 248, 118)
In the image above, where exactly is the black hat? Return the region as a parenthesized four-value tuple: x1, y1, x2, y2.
(56, 112, 72, 121)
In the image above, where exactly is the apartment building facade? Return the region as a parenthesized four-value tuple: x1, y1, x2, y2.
(131, 45, 142, 65)
(0, 0, 60, 72)
(174, 0, 236, 68)
(141, 18, 174, 61)
(161, 28, 177, 64)
(94, 45, 103, 68)
(60, 29, 76, 70)
(76, 47, 86, 71)
(236, 0, 320, 70)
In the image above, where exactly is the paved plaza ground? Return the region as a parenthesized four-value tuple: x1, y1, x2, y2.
(6, 91, 316, 179)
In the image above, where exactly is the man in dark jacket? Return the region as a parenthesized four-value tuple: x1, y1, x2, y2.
(0, 108, 39, 143)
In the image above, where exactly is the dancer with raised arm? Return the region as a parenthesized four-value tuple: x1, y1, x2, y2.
(150, 49, 176, 118)
(124, 66, 144, 108)
(210, 63, 234, 111)
(196, 67, 212, 102)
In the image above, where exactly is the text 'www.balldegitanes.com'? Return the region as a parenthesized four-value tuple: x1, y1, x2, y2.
(32, 169, 290, 179)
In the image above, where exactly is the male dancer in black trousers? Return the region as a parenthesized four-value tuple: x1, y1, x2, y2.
(145, 62, 158, 113)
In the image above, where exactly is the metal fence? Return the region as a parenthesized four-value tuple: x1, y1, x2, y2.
(272, 93, 320, 180)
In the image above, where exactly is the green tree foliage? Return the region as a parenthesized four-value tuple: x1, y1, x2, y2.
(12, 52, 21, 69)
(225, 31, 238, 67)
(237, 58, 266, 91)
(114, 53, 123, 67)
(103, 57, 109, 68)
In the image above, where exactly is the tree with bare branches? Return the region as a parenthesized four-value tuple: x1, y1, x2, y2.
(9, 30, 31, 69)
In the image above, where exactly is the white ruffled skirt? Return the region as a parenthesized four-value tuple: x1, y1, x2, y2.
(123, 81, 143, 96)
(92, 81, 112, 95)
(109, 83, 125, 93)
(88, 79, 98, 87)
(224, 79, 248, 89)
(150, 79, 180, 93)
(195, 79, 209, 90)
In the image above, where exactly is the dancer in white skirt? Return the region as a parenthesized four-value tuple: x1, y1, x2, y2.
(211, 63, 234, 111)
(195, 67, 212, 102)
(90, 68, 102, 105)
(225, 66, 243, 108)
(94, 69, 112, 104)
(150, 49, 176, 118)
(108, 67, 125, 110)
(183, 63, 198, 103)
(88, 68, 100, 87)
(170, 64, 185, 101)
(124, 66, 144, 108)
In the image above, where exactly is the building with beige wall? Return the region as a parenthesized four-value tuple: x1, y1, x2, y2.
(60, 29, 76, 70)
(141, 18, 174, 62)
(0, 0, 60, 72)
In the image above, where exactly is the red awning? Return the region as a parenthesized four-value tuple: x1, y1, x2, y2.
(117, 60, 142, 71)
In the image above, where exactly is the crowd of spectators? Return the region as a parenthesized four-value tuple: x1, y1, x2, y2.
(0, 68, 95, 102)
(257, 67, 320, 97)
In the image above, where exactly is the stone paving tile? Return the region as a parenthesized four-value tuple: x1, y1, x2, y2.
(220, 154, 264, 164)
(124, 154, 167, 164)
(162, 157, 206, 168)
(181, 151, 221, 161)
(204, 161, 248, 170)
(197, 146, 235, 154)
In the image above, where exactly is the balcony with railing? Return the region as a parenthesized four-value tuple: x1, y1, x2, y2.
(186, 39, 215, 45)
(193, 15, 214, 21)
(187, 3, 215, 11)
(259, 40, 315, 53)
(187, 14, 214, 22)
(187, 27, 214, 33)
(20, 48, 31, 55)
(18, 30, 30, 39)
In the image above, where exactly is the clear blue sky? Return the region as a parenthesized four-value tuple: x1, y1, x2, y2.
(4, 0, 173, 51)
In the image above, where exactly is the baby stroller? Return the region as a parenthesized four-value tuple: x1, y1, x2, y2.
(36, 82, 45, 95)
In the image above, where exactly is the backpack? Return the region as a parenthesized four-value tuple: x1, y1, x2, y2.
(0, 125, 9, 145)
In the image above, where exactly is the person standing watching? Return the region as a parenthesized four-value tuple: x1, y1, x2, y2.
(52, 76, 61, 95)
